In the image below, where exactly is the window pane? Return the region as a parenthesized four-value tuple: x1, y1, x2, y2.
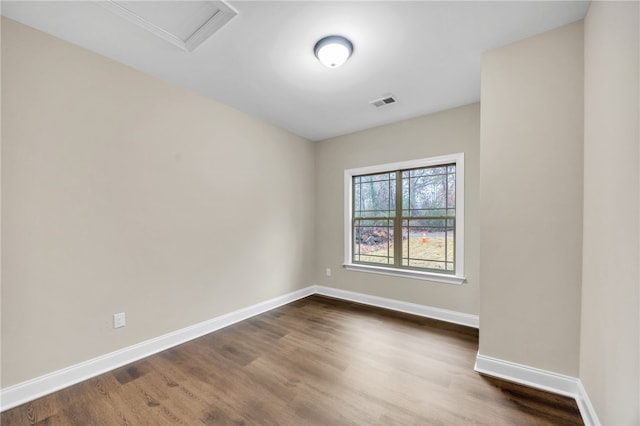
(353, 219, 394, 265)
(447, 171, 456, 209)
(445, 226, 455, 271)
(353, 172, 395, 218)
(402, 165, 454, 218)
(402, 219, 455, 272)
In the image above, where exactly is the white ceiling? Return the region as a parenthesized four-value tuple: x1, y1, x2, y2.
(1, 1, 590, 141)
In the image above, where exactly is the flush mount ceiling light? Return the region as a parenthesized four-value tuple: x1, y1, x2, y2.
(314, 35, 353, 68)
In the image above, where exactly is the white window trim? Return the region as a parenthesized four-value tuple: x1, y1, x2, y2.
(343, 153, 465, 285)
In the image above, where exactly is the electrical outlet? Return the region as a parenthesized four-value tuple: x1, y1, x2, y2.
(326, 268, 331, 277)
(113, 312, 126, 329)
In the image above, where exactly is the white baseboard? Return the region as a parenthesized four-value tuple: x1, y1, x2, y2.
(474, 352, 579, 397)
(474, 353, 600, 426)
(0, 286, 316, 412)
(314, 285, 479, 328)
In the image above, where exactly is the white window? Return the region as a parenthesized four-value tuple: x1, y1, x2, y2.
(344, 153, 465, 285)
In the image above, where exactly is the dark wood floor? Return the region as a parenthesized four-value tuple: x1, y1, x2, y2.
(2, 295, 583, 425)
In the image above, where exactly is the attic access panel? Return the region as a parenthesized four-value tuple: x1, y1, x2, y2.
(99, 1, 237, 52)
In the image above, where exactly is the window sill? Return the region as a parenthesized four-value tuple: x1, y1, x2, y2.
(343, 263, 466, 285)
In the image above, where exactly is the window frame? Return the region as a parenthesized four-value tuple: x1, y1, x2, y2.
(343, 153, 465, 285)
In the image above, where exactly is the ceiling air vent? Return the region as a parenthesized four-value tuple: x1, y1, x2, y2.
(98, 1, 237, 52)
(370, 95, 398, 108)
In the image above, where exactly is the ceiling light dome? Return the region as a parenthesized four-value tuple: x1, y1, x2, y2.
(314, 35, 353, 68)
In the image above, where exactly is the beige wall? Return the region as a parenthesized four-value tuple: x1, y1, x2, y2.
(314, 103, 480, 315)
(1, 18, 315, 387)
(581, 2, 640, 423)
(479, 22, 584, 376)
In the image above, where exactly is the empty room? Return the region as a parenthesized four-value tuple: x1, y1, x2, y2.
(1, 1, 638, 425)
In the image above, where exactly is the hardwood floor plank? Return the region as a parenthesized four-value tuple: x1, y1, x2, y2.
(1, 295, 584, 425)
